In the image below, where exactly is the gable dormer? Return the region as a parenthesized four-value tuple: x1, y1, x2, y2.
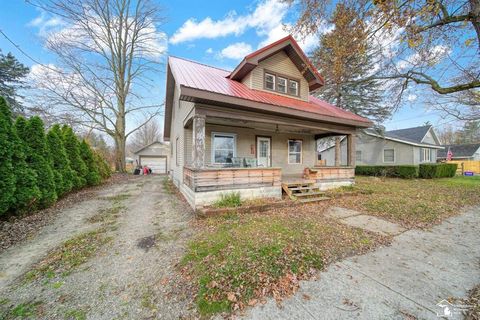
(421, 126, 440, 145)
(228, 35, 324, 102)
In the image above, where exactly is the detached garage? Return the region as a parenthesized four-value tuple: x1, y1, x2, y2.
(133, 141, 170, 174)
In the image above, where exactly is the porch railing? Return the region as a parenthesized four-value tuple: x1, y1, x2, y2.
(184, 166, 282, 192)
(305, 166, 355, 180)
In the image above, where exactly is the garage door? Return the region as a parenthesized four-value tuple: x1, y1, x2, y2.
(140, 156, 167, 174)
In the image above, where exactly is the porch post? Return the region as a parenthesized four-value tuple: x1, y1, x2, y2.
(334, 136, 341, 166)
(192, 115, 206, 169)
(347, 134, 356, 167)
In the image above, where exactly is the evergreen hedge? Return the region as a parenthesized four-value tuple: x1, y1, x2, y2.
(355, 165, 419, 179)
(418, 163, 457, 179)
(0, 95, 111, 217)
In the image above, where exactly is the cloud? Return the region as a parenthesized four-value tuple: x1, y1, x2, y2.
(170, 0, 288, 44)
(407, 94, 417, 101)
(28, 10, 65, 36)
(220, 42, 253, 59)
(206, 48, 214, 54)
(396, 45, 451, 70)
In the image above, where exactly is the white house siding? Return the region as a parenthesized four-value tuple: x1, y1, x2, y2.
(422, 129, 437, 144)
(169, 85, 195, 187)
(204, 124, 316, 176)
(243, 51, 310, 101)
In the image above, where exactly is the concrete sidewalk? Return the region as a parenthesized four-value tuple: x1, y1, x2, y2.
(244, 207, 480, 320)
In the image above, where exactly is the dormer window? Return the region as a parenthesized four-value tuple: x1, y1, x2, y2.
(264, 70, 300, 97)
(289, 80, 298, 96)
(265, 73, 275, 90)
(277, 77, 287, 93)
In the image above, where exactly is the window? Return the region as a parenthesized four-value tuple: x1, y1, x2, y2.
(277, 77, 287, 93)
(289, 80, 298, 96)
(212, 133, 236, 164)
(383, 148, 395, 163)
(175, 137, 179, 166)
(421, 148, 431, 162)
(265, 73, 275, 90)
(288, 140, 302, 164)
(356, 150, 362, 162)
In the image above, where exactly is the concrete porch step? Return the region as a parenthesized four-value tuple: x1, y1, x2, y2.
(298, 196, 331, 203)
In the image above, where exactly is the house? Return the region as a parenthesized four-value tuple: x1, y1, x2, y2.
(437, 143, 480, 161)
(133, 141, 169, 174)
(320, 125, 444, 166)
(163, 35, 372, 209)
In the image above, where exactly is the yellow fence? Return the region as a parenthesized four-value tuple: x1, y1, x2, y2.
(447, 160, 480, 174)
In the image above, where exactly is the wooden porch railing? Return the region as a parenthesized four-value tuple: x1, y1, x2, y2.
(183, 166, 282, 192)
(304, 166, 355, 180)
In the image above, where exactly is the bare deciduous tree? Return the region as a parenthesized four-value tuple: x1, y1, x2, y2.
(28, 0, 166, 171)
(128, 115, 162, 152)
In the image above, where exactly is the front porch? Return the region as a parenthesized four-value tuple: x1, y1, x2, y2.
(179, 105, 358, 208)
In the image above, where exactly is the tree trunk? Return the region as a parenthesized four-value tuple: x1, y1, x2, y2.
(471, 0, 480, 49)
(114, 110, 126, 172)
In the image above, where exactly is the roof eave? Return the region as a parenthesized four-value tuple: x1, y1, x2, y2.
(364, 131, 445, 148)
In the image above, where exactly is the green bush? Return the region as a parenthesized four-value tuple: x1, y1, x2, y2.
(0, 97, 16, 215)
(20, 116, 57, 208)
(79, 140, 101, 186)
(419, 163, 457, 179)
(93, 151, 111, 179)
(62, 126, 88, 189)
(47, 125, 75, 196)
(355, 165, 419, 179)
(213, 192, 242, 208)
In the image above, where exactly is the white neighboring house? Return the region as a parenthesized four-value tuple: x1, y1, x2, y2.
(320, 125, 444, 166)
(133, 141, 170, 174)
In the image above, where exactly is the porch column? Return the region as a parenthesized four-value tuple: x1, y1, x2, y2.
(334, 136, 341, 166)
(192, 115, 206, 169)
(347, 134, 356, 167)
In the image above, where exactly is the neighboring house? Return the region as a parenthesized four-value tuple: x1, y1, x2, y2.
(133, 141, 170, 174)
(437, 143, 480, 161)
(320, 125, 444, 166)
(163, 35, 372, 209)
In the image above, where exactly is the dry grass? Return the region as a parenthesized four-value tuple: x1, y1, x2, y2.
(333, 176, 480, 228)
(180, 205, 388, 315)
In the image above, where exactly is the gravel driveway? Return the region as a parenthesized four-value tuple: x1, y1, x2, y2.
(0, 175, 197, 319)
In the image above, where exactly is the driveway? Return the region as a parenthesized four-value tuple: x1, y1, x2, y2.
(0, 175, 197, 319)
(244, 207, 480, 320)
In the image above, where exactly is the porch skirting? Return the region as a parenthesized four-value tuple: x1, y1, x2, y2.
(180, 184, 282, 209)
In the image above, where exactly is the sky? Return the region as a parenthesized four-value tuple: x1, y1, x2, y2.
(0, 0, 463, 133)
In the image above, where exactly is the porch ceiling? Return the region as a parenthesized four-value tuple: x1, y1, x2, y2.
(205, 116, 332, 135)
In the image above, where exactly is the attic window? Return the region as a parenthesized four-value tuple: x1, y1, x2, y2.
(289, 80, 298, 96)
(277, 77, 287, 93)
(265, 73, 275, 90)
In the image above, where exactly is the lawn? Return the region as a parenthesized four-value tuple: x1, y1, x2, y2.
(335, 175, 480, 228)
(180, 206, 388, 316)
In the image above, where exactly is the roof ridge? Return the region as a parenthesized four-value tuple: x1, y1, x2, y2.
(386, 124, 432, 132)
(169, 55, 231, 73)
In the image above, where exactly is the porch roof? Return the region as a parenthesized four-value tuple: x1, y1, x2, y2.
(166, 56, 372, 134)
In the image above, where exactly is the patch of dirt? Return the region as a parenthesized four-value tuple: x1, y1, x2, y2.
(0, 175, 197, 320)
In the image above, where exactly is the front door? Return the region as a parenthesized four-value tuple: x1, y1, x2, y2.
(257, 137, 271, 167)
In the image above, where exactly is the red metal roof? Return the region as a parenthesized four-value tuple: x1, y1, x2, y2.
(168, 56, 372, 125)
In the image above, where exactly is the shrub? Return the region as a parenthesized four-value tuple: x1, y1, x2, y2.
(62, 126, 87, 189)
(47, 125, 75, 196)
(93, 151, 111, 179)
(0, 97, 16, 215)
(355, 165, 418, 179)
(19, 116, 57, 208)
(419, 163, 457, 179)
(79, 140, 101, 186)
(213, 192, 242, 208)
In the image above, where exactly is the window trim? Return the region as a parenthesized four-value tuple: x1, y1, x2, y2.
(211, 132, 237, 165)
(263, 69, 301, 97)
(264, 72, 275, 91)
(277, 76, 287, 93)
(421, 148, 431, 162)
(288, 139, 303, 164)
(383, 148, 395, 163)
(288, 79, 299, 96)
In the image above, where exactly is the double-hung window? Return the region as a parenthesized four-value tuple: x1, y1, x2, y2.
(421, 148, 431, 162)
(212, 133, 236, 164)
(383, 148, 395, 163)
(288, 140, 302, 164)
(265, 73, 275, 91)
(356, 150, 362, 162)
(277, 77, 287, 93)
(288, 80, 298, 96)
